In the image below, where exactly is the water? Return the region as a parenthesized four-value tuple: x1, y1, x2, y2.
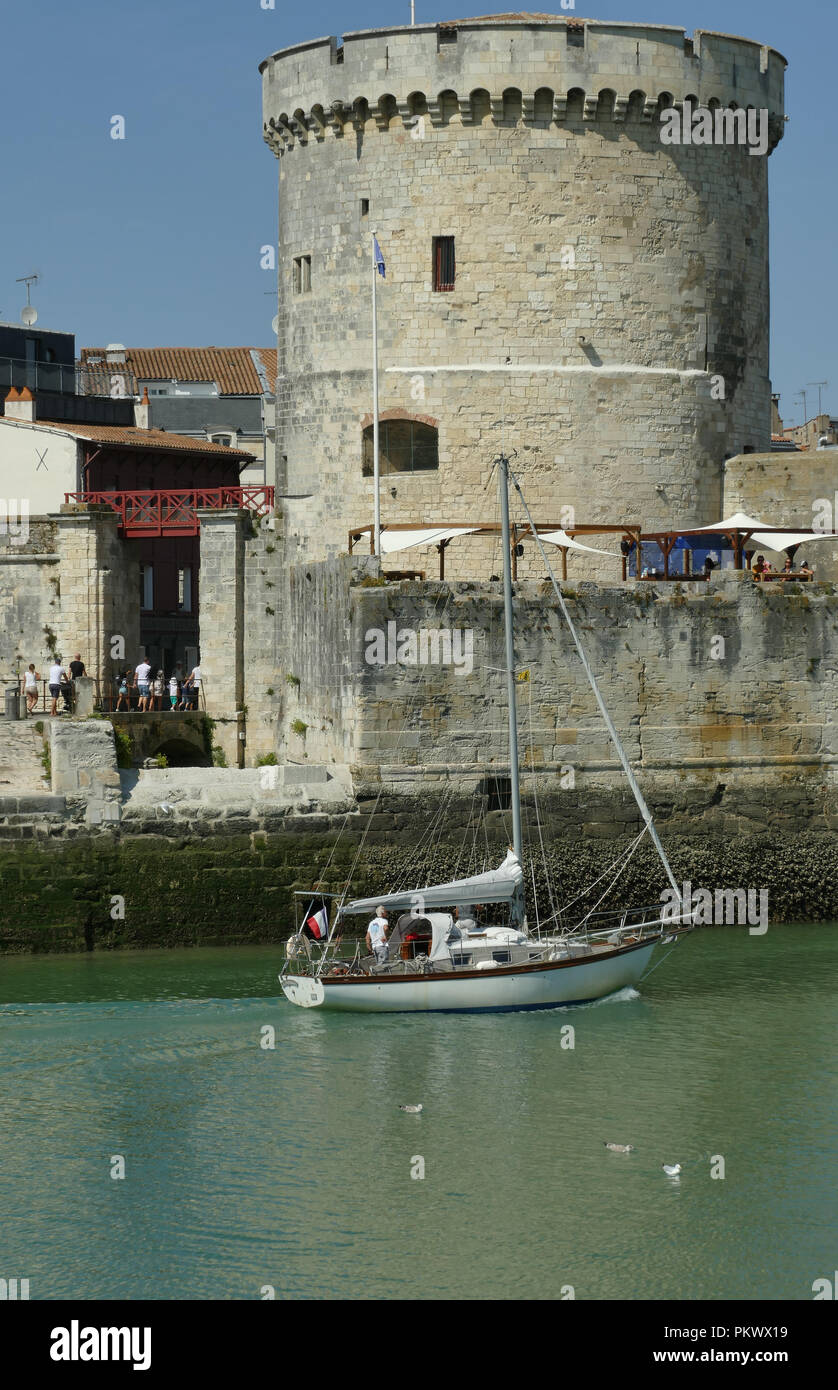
(1, 927, 836, 1301)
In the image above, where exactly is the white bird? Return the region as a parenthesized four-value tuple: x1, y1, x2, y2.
(398, 1104, 423, 1113)
(662, 1163, 682, 1176)
(604, 1142, 634, 1153)
(158, 803, 173, 815)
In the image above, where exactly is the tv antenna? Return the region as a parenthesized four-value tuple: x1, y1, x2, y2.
(16, 272, 39, 326)
(808, 380, 828, 417)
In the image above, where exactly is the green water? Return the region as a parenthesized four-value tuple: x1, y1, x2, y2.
(1, 926, 836, 1301)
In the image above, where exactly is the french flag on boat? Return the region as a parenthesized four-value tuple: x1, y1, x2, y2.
(306, 906, 329, 940)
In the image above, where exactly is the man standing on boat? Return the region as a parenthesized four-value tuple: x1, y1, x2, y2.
(366, 907, 390, 964)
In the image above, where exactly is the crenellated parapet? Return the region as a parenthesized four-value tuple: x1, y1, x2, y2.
(261, 15, 787, 156)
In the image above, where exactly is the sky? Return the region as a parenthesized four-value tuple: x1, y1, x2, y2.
(1, 0, 834, 426)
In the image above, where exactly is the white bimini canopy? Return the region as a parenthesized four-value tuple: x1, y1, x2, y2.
(338, 850, 524, 917)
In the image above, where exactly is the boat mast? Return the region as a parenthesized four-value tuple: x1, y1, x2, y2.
(508, 466, 683, 907)
(498, 453, 524, 864)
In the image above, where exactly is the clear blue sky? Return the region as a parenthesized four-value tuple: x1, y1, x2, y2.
(2, 1, 833, 425)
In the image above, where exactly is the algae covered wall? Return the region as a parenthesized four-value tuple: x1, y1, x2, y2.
(1, 821, 837, 953)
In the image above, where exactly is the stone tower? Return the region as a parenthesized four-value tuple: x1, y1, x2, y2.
(261, 15, 786, 577)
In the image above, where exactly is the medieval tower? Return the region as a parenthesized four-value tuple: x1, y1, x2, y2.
(261, 15, 786, 576)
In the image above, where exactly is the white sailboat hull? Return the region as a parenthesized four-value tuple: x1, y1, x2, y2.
(280, 940, 656, 1013)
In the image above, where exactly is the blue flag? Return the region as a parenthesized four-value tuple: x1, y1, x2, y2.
(374, 237, 386, 278)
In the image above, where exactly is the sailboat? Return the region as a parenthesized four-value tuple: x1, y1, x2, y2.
(280, 456, 693, 1012)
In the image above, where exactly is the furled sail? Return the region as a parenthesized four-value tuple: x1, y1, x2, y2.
(338, 849, 523, 917)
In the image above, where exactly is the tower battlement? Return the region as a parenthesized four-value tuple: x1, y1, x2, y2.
(261, 16, 786, 155)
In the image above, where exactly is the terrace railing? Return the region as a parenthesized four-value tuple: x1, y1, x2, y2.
(63, 487, 275, 536)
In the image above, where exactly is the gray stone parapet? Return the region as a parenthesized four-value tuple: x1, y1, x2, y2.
(261, 18, 786, 155)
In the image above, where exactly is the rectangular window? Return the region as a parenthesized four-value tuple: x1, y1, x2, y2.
(360, 198, 370, 218)
(140, 565, 153, 612)
(293, 255, 312, 294)
(178, 567, 192, 612)
(433, 236, 456, 292)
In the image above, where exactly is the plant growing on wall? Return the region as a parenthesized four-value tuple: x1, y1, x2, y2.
(43, 625, 57, 654)
(285, 673, 300, 689)
(290, 718, 308, 738)
(201, 716, 216, 759)
(113, 727, 133, 769)
(212, 745, 228, 767)
(256, 752, 278, 766)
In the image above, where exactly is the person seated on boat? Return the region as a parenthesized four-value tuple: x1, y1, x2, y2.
(454, 904, 477, 933)
(366, 906, 390, 964)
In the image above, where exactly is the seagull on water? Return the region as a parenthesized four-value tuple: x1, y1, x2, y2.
(398, 1104, 423, 1113)
(604, 1142, 634, 1153)
(662, 1163, 682, 1176)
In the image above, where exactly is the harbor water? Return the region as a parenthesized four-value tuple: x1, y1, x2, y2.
(1, 925, 836, 1301)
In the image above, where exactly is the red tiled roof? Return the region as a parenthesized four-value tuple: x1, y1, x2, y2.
(79, 346, 274, 397)
(253, 347, 277, 393)
(1, 416, 254, 458)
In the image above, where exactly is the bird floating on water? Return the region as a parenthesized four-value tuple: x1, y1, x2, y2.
(662, 1163, 682, 1176)
(398, 1104, 423, 1113)
(604, 1142, 634, 1153)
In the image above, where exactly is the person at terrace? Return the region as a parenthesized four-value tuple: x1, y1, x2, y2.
(48, 658, 67, 717)
(134, 657, 152, 711)
(800, 559, 814, 581)
(152, 670, 165, 711)
(750, 554, 769, 582)
(23, 663, 40, 715)
(116, 671, 131, 711)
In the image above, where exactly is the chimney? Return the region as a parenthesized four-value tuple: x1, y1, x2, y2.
(134, 386, 150, 429)
(4, 386, 36, 422)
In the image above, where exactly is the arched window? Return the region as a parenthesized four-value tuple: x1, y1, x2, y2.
(362, 419, 439, 475)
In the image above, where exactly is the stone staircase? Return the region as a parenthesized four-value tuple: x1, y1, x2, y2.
(0, 717, 50, 793)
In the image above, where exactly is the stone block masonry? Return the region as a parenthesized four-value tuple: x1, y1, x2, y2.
(274, 558, 838, 836)
(262, 16, 786, 581)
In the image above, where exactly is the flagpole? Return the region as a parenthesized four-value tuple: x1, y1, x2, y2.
(371, 230, 381, 558)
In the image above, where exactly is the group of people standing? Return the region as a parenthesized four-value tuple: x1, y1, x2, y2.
(19, 653, 86, 717)
(115, 661, 201, 713)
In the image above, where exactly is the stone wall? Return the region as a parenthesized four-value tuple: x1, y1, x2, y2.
(262, 17, 785, 580)
(0, 517, 60, 673)
(50, 719, 122, 826)
(271, 560, 838, 835)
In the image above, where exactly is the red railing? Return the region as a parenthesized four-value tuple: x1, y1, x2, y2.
(63, 487, 274, 536)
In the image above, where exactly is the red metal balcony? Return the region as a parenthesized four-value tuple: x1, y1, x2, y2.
(63, 487, 275, 537)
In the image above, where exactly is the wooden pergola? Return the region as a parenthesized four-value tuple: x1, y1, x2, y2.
(639, 524, 829, 578)
(348, 521, 642, 581)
